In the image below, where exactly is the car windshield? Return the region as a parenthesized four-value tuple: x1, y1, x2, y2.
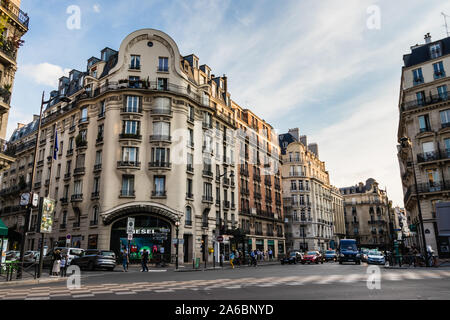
(369, 251, 380, 255)
(326, 251, 335, 254)
(101, 251, 115, 257)
(69, 249, 84, 256)
(341, 245, 357, 251)
(306, 252, 316, 255)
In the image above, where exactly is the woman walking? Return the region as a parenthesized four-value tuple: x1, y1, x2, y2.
(230, 251, 235, 269)
(52, 249, 61, 276)
(122, 246, 129, 272)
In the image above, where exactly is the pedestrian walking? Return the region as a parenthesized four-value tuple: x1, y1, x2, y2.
(60, 254, 68, 277)
(251, 250, 257, 267)
(230, 251, 235, 269)
(122, 246, 129, 272)
(141, 249, 149, 272)
(52, 249, 61, 276)
(269, 249, 273, 261)
(234, 250, 240, 267)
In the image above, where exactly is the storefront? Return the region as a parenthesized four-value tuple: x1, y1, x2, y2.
(110, 215, 172, 262)
(255, 239, 264, 251)
(267, 240, 275, 253)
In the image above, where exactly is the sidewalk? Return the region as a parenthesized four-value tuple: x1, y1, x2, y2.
(384, 259, 450, 269)
(0, 273, 66, 286)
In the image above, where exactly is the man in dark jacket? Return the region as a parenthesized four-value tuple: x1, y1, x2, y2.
(141, 249, 149, 272)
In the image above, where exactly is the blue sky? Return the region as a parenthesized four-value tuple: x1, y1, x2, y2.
(9, 0, 450, 206)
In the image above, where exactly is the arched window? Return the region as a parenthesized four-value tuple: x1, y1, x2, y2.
(185, 206, 192, 226)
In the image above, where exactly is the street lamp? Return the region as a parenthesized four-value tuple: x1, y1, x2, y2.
(175, 220, 180, 270)
(400, 136, 428, 266)
(215, 170, 235, 268)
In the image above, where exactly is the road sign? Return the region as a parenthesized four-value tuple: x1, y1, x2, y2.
(66, 234, 71, 239)
(127, 217, 135, 234)
(20, 193, 31, 206)
(217, 236, 224, 242)
(32, 193, 39, 207)
(128, 233, 133, 241)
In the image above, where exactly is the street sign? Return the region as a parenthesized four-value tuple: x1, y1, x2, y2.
(172, 239, 184, 244)
(20, 193, 31, 206)
(127, 217, 135, 234)
(217, 236, 224, 242)
(32, 193, 39, 207)
(128, 233, 133, 241)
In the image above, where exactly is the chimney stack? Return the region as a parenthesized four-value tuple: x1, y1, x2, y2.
(424, 33, 432, 44)
(300, 135, 307, 147)
(288, 128, 300, 141)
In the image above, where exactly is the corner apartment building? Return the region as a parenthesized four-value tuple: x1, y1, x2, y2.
(234, 104, 285, 256)
(0, 0, 29, 171)
(1, 29, 244, 264)
(397, 33, 450, 258)
(340, 178, 394, 249)
(279, 129, 342, 252)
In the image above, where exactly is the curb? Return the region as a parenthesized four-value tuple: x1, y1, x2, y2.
(1, 277, 66, 287)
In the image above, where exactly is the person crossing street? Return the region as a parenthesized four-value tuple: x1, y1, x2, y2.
(142, 249, 149, 272)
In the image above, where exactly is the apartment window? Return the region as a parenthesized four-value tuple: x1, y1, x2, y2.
(75, 154, 85, 169)
(438, 85, 448, 100)
(291, 180, 297, 191)
(66, 160, 72, 174)
(154, 97, 171, 114)
(430, 43, 442, 59)
(185, 207, 192, 225)
(188, 105, 194, 122)
(68, 137, 74, 151)
(153, 121, 170, 139)
(433, 61, 445, 79)
(122, 147, 138, 162)
(62, 211, 67, 225)
(63, 185, 69, 199)
(412, 68, 424, 84)
(121, 175, 135, 196)
(158, 57, 169, 72)
(151, 147, 170, 165)
(416, 91, 425, 106)
(80, 107, 88, 122)
(80, 129, 87, 142)
(445, 139, 450, 156)
(97, 124, 104, 141)
(56, 164, 61, 178)
(418, 115, 431, 132)
(99, 100, 106, 117)
(426, 169, 440, 190)
(203, 182, 212, 198)
(157, 78, 168, 90)
(74, 180, 83, 195)
(154, 176, 166, 196)
(92, 206, 99, 224)
(187, 153, 193, 172)
(126, 96, 141, 112)
(95, 151, 102, 166)
(440, 109, 450, 127)
(93, 177, 100, 193)
(187, 179, 193, 198)
(130, 55, 141, 69)
(123, 120, 139, 135)
(187, 128, 194, 147)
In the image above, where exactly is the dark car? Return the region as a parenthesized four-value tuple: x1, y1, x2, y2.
(324, 250, 337, 262)
(301, 251, 324, 264)
(338, 239, 361, 265)
(280, 251, 302, 265)
(71, 250, 116, 271)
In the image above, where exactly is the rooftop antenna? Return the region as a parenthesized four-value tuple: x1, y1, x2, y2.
(443, 12, 450, 37)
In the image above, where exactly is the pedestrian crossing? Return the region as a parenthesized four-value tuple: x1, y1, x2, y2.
(0, 270, 449, 300)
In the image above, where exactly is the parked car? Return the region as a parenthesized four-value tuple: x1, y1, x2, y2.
(361, 248, 370, 262)
(367, 250, 385, 265)
(280, 251, 303, 265)
(23, 251, 40, 266)
(301, 251, 324, 264)
(71, 250, 116, 271)
(43, 247, 84, 269)
(324, 250, 337, 262)
(338, 239, 361, 265)
(5, 251, 20, 261)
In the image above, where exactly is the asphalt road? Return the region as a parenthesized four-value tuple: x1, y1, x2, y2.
(1, 262, 450, 300)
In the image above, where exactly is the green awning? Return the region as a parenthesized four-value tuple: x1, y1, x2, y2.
(0, 219, 7, 236)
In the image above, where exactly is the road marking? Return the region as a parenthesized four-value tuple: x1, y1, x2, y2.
(384, 273, 403, 281)
(438, 271, 450, 277)
(115, 291, 136, 295)
(25, 297, 50, 300)
(72, 294, 95, 298)
(154, 289, 174, 293)
(225, 285, 242, 289)
(317, 275, 342, 284)
(402, 272, 423, 280)
(339, 274, 362, 283)
(420, 272, 442, 279)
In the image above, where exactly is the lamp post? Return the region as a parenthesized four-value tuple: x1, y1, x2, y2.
(216, 170, 235, 268)
(175, 220, 180, 270)
(400, 137, 428, 267)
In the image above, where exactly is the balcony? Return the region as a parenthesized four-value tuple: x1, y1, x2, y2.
(64, 173, 71, 181)
(60, 198, 68, 205)
(117, 161, 141, 169)
(120, 190, 135, 198)
(36, 160, 44, 167)
(121, 107, 143, 115)
(150, 108, 172, 116)
(91, 192, 100, 199)
(434, 71, 446, 80)
(202, 195, 213, 203)
(59, 224, 66, 230)
(417, 148, 450, 164)
(401, 91, 449, 112)
(67, 149, 74, 157)
(75, 140, 87, 150)
(152, 190, 167, 198)
(149, 161, 171, 169)
(186, 164, 194, 173)
(202, 169, 213, 178)
(223, 201, 230, 209)
(264, 177, 272, 186)
(202, 221, 208, 228)
(254, 192, 262, 200)
(90, 220, 98, 226)
(223, 177, 230, 186)
(239, 167, 249, 177)
(33, 182, 41, 189)
(149, 135, 171, 142)
(253, 174, 261, 182)
(93, 164, 102, 172)
(186, 192, 193, 199)
(73, 167, 86, 176)
(0, 0, 30, 29)
(120, 133, 142, 141)
(73, 222, 81, 228)
(78, 117, 89, 126)
(71, 194, 83, 202)
(240, 188, 250, 196)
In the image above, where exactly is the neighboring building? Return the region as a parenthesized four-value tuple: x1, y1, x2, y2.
(397, 33, 450, 258)
(280, 129, 340, 252)
(234, 104, 285, 257)
(0, 0, 29, 171)
(340, 179, 394, 250)
(394, 206, 414, 247)
(331, 185, 346, 246)
(0, 117, 38, 249)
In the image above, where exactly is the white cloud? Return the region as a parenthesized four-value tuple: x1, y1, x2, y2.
(19, 63, 71, 87)
(93, 4, 101, 13)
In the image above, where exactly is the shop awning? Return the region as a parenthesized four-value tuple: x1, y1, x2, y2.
(0, 219, 8, 236)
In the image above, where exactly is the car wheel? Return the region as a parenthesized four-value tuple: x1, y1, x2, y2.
(88, 261, 95, 271)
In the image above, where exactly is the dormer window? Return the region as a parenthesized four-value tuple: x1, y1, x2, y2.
(69, 73, 73, 82)
(430, 43, 442, 59)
